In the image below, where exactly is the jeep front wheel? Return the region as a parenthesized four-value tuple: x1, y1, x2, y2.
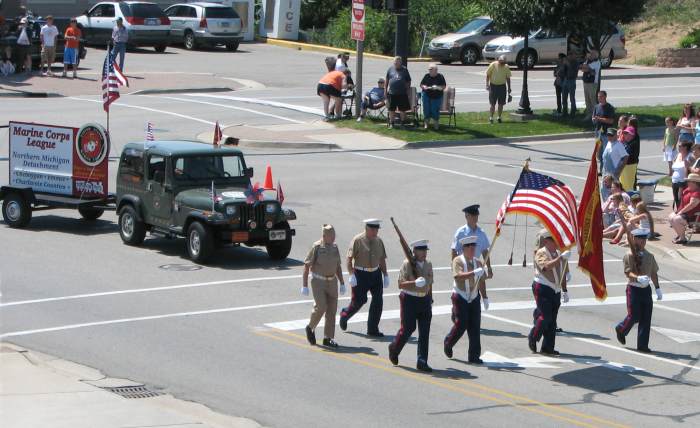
(266, 221, 292, 261)
(187, 222, 214, 263)
(119, 205, 146, 245)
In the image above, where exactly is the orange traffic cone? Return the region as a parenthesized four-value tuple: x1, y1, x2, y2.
(263, 165, 274, 190)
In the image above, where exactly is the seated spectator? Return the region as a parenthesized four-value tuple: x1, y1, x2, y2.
(317, 68, 349, 121)
(602, 180, 630, 227)
(603, 195, 631, 239)
(690, 143, 700, 175)
(420, 63, 446, 130)
(357, 78, 386, 122)
(1, 55, 15, 76)
(600, 174, 613, 202)
(668, 173, 700, 244)
(611, 198, 654, 245)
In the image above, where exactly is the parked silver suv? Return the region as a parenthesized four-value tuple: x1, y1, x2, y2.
(164, 2, 242, 51)
(428, 17, 505, 65)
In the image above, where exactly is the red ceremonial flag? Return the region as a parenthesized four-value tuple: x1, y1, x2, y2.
(577, 139, 607, 300)
(277, 180, 284, 205)
(213, 121, 222, 146)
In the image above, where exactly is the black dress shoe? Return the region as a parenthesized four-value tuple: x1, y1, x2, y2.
(416, 360, 432, 372)
(555, 327, 563, 333)
(339, 317, 348, 331)
(541, 349, 560, 356)
(615, 328, 626, 345)
(637, 347, 652, 353)
(528, 334, 537, 353)
(388, 343, 399, 365)
(305, 325, 316, 345)
(323, 338, 339, 348)
(367, 331, 384, 338)
(444, 343, 453, 359)
(468, 358, 484, 365)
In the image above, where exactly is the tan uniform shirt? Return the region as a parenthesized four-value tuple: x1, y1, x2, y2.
(623, 251, 659, 288)
(398, 259, 433, 297)
(305, 240, 341, 278)
(348, 232, 386, 269)
(534, 247, 569, 292)
(452, 255, 481, 302)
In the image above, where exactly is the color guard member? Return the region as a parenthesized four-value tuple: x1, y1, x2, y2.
(452, 205, 493, 279)
(302, 224, 345, 348)
(444, 236, 489, 364)
(388, 240, 433, 372)
(340, 219, 390, 337)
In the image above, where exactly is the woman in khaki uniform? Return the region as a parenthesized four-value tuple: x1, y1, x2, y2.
(302, 224, 345, 348)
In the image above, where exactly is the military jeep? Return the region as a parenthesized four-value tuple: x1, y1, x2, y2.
(116, 141, 296, 263)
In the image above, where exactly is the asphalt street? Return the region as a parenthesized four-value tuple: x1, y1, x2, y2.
(2, 43, 700, 428)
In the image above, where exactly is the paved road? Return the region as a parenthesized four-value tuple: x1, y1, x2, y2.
(2, 132, 699, 427)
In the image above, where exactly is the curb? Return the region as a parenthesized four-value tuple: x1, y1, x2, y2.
(602, 72, 700, 80)
(643, 239, 699, 269)
(257, 37, 431, 62)
(131, 87, 234, 95)
(0, 90, 61, 98)
(196, 130, 341, 150)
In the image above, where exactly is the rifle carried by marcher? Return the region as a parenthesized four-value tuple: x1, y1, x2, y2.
(390, 217, 420, 279)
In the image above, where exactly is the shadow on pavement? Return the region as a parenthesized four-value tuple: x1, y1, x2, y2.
(399, 365, 477, 380)
(345, 331, 398, 343)
(1, 215, 118, 236)
(553, 365, 643, 393)
(560, 330, 611, 340)
(481, 328, 527, 338)
(331, 344, 379, 356)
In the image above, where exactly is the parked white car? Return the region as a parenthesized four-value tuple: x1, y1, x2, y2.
(164, 2, 243, 51)
(482, 25, 627, 69)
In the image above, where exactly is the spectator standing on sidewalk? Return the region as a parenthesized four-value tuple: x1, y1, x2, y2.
(593, 91, 616, 168)
(420, 63, 446, 130)
(111, 17, 128, 71)
(602, 128, 629, 181)
(62, 18, 81, 79)
(15, 18, 32, 74)
(561, 51, 579, 117)
(677, 103, 695, 144)
(40, 16, 58, 76)
(386, 56, 412, 129)
(335, 52, 354, 88)
(553, 53, 567, 117)
(690, 143, 700, 175)
(662, 117, 678, 176)
(580, 50, 601, 120)
(668, 174, 700, 245)
(671, 141, 693, 210)
(485, 55, 511, 124)
(621, 117, 641, 191)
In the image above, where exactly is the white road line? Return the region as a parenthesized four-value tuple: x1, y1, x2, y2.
(148, 95, 305, 124)
(69, 97, 216, 126)
(655, 304, 700, 318)
(422, 149, 587, 181)
(0, 259, 623, 308)
(182, 93, 325, 117)
(352, 152, 514, 186)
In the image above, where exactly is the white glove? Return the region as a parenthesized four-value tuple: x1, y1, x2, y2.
(637, 275, 650, 286)
(472, 267, 484, 280)
(339, 283, 347, 295)
(301, 286, 309, 296)
(482, 298, 490, 311)
(562, 291, 569, 303)
(415, 277, 426, 288)
(383, 274, 390, 289)
(566, 271, 572, 282)
(349, 274, 358, 287)
(655, 288, 663, 301)
(560, 251, 571, 260)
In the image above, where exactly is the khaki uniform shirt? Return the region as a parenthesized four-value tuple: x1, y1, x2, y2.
(534, 247, 569, 292)
(348, 232, 386, 269)
(398, 259, 433, 297)
(623, 251, 659, 288)
(452, 255, 482, 302)
(305, 240, 341, 278)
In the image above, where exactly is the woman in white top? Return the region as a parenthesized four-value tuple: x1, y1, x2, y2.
(671, 141, 693, 209)
(677, 103, 695, 144)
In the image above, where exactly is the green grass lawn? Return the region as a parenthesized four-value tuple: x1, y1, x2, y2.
(335, 104, 686, 144)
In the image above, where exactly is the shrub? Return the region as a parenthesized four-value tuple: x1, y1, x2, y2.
(314, 8, 395, 55)
(679, 28, 700, 48)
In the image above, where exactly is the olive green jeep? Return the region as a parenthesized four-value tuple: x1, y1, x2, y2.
(116, 141, 296, 263)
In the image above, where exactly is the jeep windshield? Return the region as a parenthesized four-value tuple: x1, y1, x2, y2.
(173, 155, 246, 181)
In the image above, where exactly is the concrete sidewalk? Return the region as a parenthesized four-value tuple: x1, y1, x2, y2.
(0, 343, 262, 428)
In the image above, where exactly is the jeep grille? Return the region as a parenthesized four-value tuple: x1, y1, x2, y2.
(239, 204, 266, 227)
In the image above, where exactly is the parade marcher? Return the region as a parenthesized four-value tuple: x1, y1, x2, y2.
(532, 229, 569, 333)
(614, 224, 662, 353)
(444, 236, 489, 364)
(451, 205, 493, 278)
(302, 224, 345, 348)
(388, 240, 434, 372)
(340, 219, 389, 337)
(528, 229, 570, 355)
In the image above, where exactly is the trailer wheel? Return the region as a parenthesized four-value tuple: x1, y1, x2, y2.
(78, 207, 105, 221)
(119, 205, 146, 245)
(2, 193, 32, 228)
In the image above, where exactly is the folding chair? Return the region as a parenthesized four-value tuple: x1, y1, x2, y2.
(405, 86, 420, 126)
(439, 86, 457, 128)
(686, 212, 700, 243)
(341, 89, 355, 119)
(366, 103, 387, 120)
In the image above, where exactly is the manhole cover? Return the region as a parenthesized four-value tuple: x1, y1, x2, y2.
(101, 385, 163, 399)
(159, 264, 203, 271)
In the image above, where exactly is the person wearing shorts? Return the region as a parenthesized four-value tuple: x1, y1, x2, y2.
(63, 18, 81, 79)
(40, 15, 59, 76)
(486, 55, 511, 124)
(385, 56, 412, 128)
(317, 69, 348, 120)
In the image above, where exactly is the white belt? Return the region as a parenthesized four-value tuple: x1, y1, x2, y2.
(355, 266, 379, 272)
(533, 276, 561, 293)
(628, 282, 649, 289)
(312, 272, 336, 281)
(453, 286, 478, 303)
(402, 290, 428, 298)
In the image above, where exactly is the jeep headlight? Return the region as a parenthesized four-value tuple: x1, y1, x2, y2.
(265, 204, 277, 214)
(226, 205, 237, 216)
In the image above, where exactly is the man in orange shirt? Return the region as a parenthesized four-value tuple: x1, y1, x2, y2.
(62, 18, 81, 79)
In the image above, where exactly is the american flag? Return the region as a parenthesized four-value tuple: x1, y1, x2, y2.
(276, 180, 284, 205)
(494, 194, 510, 236)
(146, 122, 154, 141)
(213, 121, 222, 146)
(102, 48, 128, 112)
(502, 168, 578, 249)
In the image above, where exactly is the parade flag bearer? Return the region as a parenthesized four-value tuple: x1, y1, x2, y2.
(528, 229, 570, 355)
(388, 240, 434, 372)
(303, 224, 345, 348)
(444, 236, 489, 364)
(340, 219, 390, 337)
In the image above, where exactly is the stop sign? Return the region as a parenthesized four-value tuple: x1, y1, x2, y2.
(351, 0, 365, 41)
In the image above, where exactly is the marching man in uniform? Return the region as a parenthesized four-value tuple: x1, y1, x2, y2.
(444, 236, 489, 364)
(452, 205, 493, 279)
(340, 219, 390, 337)
(528, 229, 570, 355)
(614, 225, 662, 353)
(388, 240, 433, 372)
(302, 224, 345, 348)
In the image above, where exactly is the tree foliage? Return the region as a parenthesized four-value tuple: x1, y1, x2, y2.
(300, 0, 347, 30)
(481, 0, 544, 37)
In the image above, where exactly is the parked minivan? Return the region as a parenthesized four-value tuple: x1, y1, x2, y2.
(428, 16, 505, 65)
(164, 2, 243, 51)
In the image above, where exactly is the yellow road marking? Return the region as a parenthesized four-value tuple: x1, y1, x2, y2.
(257, 329, 630, 428)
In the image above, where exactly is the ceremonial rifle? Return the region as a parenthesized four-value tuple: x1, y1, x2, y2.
(390, 217, 420, 279)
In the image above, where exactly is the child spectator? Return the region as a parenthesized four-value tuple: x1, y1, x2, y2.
(62, 18, 81, 79)
(662, 117, 678, 176)
(40, 15, 59, 76)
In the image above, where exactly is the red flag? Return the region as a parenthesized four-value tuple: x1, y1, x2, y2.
(277, 180, 284, 205)
(213, 121, 222, 146)
(577, 139, 607, 300)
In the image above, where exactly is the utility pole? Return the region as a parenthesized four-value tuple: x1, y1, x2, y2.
(355, 40, 364, 117)
(389, 0, 409, 65)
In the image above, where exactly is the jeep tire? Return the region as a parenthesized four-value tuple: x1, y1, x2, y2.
(266, 221, 292, 261)
(187, 221, 214, 263)
(119, 205, 146, 246)
(78, 207, 105, 221)
(2, 193, 32, 228)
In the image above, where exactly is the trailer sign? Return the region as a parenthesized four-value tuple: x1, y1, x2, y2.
(9, 121, 110, 198)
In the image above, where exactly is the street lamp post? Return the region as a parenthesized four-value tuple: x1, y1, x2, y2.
(516, 30, 533, 115)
